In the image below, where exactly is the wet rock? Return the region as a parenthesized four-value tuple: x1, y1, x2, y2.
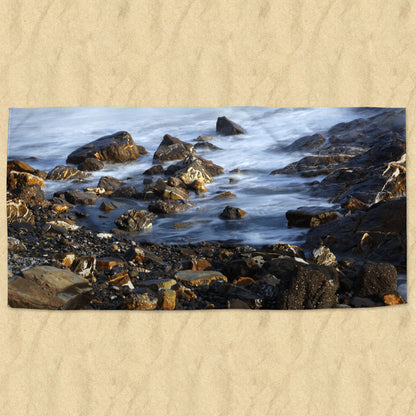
(271, 155, 353, 177)
(356, 261, 397, 298)
(8, 237, 27, 253)
(47, 219, 81, 232)
(153, 178, 190, 200)
(153, 134, 195, 162)
(148, 200, 194, 214)
(212, 191, 236, 200)
(194, 142, 223, 151)
(47, 165, 93, 180)
(121, 292, 158, 310)
(284, 133, 325, 152)
(219, 206, 247, 220)
(383, 293, 406, 305)
(175, 270, 228, 286)
(7, 160, 36, 174)
(310, 246, 337, 267)
(233, 277, 256, 287)
(341, 195, 368, 212)
(110, 186, 137, 198)
(286, 206, 341, 228)
(7, 171, 45, 190)
(143, 165, 164, 175)
(158, 289, 176, 310)
(7, 199, 35, 225)
(216, 116, 246, 135)
(194, 135, 214, 142)
(261, 243, 305, 259)
(374, 154, 406, 203)
(188, 179, 207, 194)
(10, 184, 49, 208)
(8, 266, 91, 309)
(64, 190, 98, 205)
(67, 131, 143, 164)
(115, 208, 156, 232)
(71, 256, 96, 278)
(97, 176, 124, 192)
(77, 158, 104, 171)
(167, 177, 185, 188)
(99, 201, 120, 212)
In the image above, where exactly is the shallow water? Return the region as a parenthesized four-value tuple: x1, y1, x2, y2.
(8, 106, 384, 246)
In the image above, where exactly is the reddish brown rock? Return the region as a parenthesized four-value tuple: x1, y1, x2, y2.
(383, 293, 406, 305)
(158, 289, 176, 310)
(96, 257, 125, 271)
(7, 171, 45, 190)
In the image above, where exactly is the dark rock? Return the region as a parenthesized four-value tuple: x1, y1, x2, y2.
(223, 258, 261, 280)
(78, 158, 105, 171)
(71, 256, 96, 278)
(194, 142, 223, 151)
(125, 246, 146, 264)
(121, 292, 158, 310)
(219, 206, 247, 220)
(10, 184, 49, 208)
(153, 178, 190, 200)
(349, 296, 378, 308)
(284, 134, 325, 152)
(110, 186, 137, 198)
(153, 134, 195, 162)
(64, 190, 98, 205)
(148, 199, 194, 214)
(8, 237, 27, 253)
(7, 171, 45, 190)
(216, 116, 246, 135)
(341, 195, 368, 212)
(97, 176, 124, 192)
(115, 209, 156, 232)
(356, 261, 397, 298)
(67, 131, 143, 164)
(260, 243, 305, 259)
(143, 165, 164, 175)
(194, 136, 214, 142)
(47, 165, 93, 180)
(286, 206, 341, 228)
(99, 201, 120, 211)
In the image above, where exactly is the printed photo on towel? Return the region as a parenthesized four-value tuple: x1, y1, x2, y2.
(7, 107, 407, 310)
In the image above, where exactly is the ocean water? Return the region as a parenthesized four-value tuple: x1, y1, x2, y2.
(8, 106, 383, 246)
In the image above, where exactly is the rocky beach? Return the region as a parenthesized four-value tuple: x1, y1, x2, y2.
(7, 107, 406, 310)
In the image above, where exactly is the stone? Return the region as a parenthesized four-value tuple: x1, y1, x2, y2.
(115, 209, 156, 232)
(9, 184, 48, 208)
(57, 253, 76, 268)
(96, 257, 125, 271)
(8, 266, 91, 309)
(47, 165, 92, 180)
(284, 133, 325, 151)
(175, 270, 228, 286)
(7, 160, 35, 174)
(121, 292, 158, 310)
(212, 191, 236, 200)
(77, 158, 104, 171)
(97, 176, 124, 192)
(188, 179, 207, 194)
(219, 206, 247, 220)
(67, 131, 142, 164)
(229, 299, 251, 309)
(107, 270, 133, 288)
(191, 259, 213, 271)
(216, 116, 246, 135)
(8, 237, 27, 253)
(125, 246, 146, 264)
(158, 289, 176, 310)
(153, 178, 190, 200)
(341, 196, 368, 212)
(110, 186, 137, 198)
(233, 277, 256, 287)
(7, 171, 44, 190)
(261, 243, 306, 259)
(194, 135, 214, 142)
(99, 201, 120, 211)
(383, 293, 406, 305)
(310, 246, 337, 267)
(137, 279, 177, 290)
(148, 200, 194, 214)
(143, 165, 164, 175)
(223, 258, 261, 280)
(153, 134, 195, 162)
(194, 142, 223, 151)
(349, 297, 378, 308)
(356, 261, 397, 298)
(71, 256, 96, 278)
(7, 199, 35, 225)
(286, 206, 341, 228)
(64, 190, 98, 205)
(47, 219, 81, 232)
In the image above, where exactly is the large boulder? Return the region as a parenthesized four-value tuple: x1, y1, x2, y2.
(216, 116, 246, 135)
(153, 134, 195, 162)
(47, 165, 92, 180)
(66, 131, 143, 164)
(8, 266, 91, 309)
(114, 209, 156, 232)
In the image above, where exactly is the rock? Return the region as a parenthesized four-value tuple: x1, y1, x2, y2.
(125, 246, 146, 264)
(175, 270, 228, 286)
(99, 201, 120, 211)
(71, 256, 96, 278)
(8, 237, 27, 253)
(219, 206, 247, 220)
(383, 293, 406, 305)
(121, 292, 158, 310)
(64, 190, 98, 205)
(77, 158, 104, 171)
(110, 186, 137, 198)
(356, 261, 397, 298)
(143, 165, 164, 175)
(310, 246, 337, 267)
(349, 297, 378, 308)
(153, 178, 190, 200)
(8, 266, 91, 309)
(191, 259, 213, 271)
(51, 202, 71, 213)
(137, 279, 177, 290)
(158, 289, 176, 310)
(233, 277, 256, 287)
(148, 200, 194, 214)
(188, 179, 207, 194)
(223, 258, 261, 280)
(271, 155, 353, 177)
(96, 257, 125, 271)
(286, 206, 341, 228)
(115, 209, 156, 232)
(229, 299, 251, 309)
(153, 134, 195, 162)
(216, 116, 246, 135)
(10, 184, 48, 208)
(97, 176, 124, 192)
(212, 191, 236, 200)
(7, 160, 36, 174)
(374, 154, 406, 203)
(261, 243, 305, 259)
(194, 142, 223, 151)
(341, 195, 368, 212)
(167, 177, 185, 188)
(67, 131, 143, 164)
(47, 219, 81, 232)
(57, 253, 76, 268)
(284, 133, 325, 152)
(47, 165, 93, 180)
(7, 171, 45, 190)
(194, 135, 214, 142)
(7, 199, 35, 225)
(107, 270, 133, 288)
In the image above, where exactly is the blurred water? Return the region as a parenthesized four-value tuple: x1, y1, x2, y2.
(8, 107, 380, 246)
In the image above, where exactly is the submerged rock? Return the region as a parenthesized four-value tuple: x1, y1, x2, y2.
(216, 116, 246, 135)
(153, 134, 195, 162)
(115, 209, 156, 232)
(66, 131, 143, 164)
(219, 206, 247, 220)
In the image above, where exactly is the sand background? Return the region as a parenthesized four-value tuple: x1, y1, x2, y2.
(1, 1, 415, 415)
